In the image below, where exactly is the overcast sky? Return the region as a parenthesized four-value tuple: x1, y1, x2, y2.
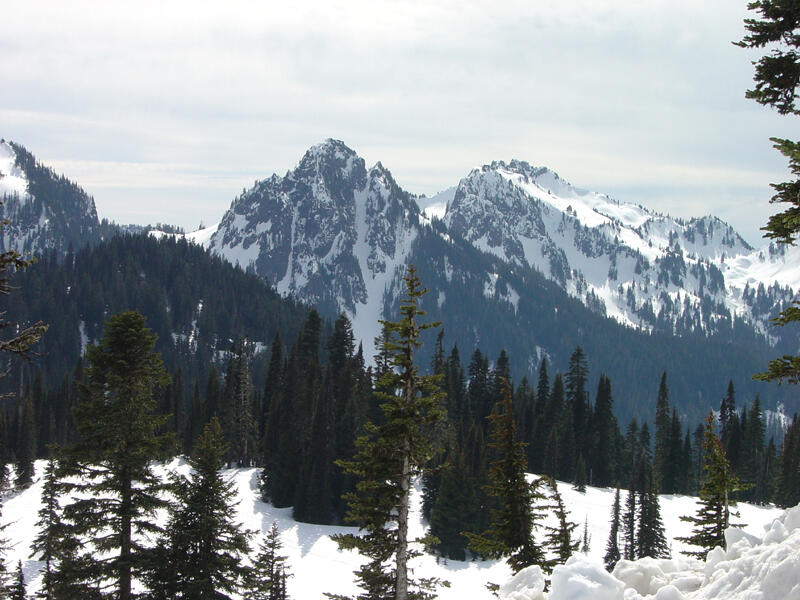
(3, 0, 799, 245)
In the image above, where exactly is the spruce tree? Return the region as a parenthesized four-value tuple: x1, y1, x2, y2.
(246, 521, 291, 600)
(737, 1, 800, 385)
(31, 458, 76, 600)
(653, 372, 670, 490)
(59, 311, 171, 599)
(222, 339, 256, 467)
(428, 449, 479, 561)
(466, 378, 545, 573)
(774, 414, 800, 508)
(331, 266, 446, 600)
(678, 413, 745, 559)
(636, 465, 669, 559)
(14, 390, 36, 489)
(603, 487, 621, 571)
(9, 560, 25, 600)
(159, 416, 252, 598)
(542, 477, 578, 571)
(621, 487, 636, 561)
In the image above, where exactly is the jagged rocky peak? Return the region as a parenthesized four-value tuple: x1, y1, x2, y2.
(208, 140, 421, 316)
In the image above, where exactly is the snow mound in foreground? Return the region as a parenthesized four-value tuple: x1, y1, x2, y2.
(502, 504, 800, 600)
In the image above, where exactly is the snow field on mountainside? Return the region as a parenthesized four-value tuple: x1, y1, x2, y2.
(0, 142, 28, 200)
(4, 460, 783, 599)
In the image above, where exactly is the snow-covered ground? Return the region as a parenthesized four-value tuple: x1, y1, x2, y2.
(5, 460, 790, 599)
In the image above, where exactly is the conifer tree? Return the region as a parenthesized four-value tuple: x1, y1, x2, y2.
(428, 449, 479, 561)
(542, 477, 578, 571)
(678, 413, 745, 559)
(466, 378, 545, 573)
(603, 487, 621, 571)
(31, 458, 77, 600)
(565, 347, 589, 459)
(14, 390, 36, 489)
(636, 465, 669, 559)
(774, 414, 800, 508)
(737, 1, 800, 385)
(331, 266, 446, 600)
(222, 339, 256, 467)
(159, 417, 252, 598)
(60, 311, 171, 600)
(653, 372, 671, 489)
(10, 560, 25, 600)
(621, 488, 636, 561)
(246, 521, 291, 600)
(590, 374, 616, 487)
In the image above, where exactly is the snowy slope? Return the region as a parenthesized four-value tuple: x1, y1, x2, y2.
(439, 160, 797, 338)
(195, 141, 796, 350)
(0, 140, 100, 257)
(0, 141, 28, 200)
(6, 460, 785, 600)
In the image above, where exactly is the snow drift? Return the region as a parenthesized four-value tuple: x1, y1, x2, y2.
(501, 504, 800, 600)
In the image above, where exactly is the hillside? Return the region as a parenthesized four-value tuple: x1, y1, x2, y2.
(4, 461, 786, 599)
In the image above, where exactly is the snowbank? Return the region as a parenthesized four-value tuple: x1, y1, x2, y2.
(499, 504, 800, 600)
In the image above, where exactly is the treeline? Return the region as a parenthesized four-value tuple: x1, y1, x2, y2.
(5, 312, 799, 560)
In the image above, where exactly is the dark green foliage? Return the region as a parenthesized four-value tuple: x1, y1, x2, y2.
(653, 372, 671, 490)
(622, 488, 636, 561)
(246, 521, 291, 600)
(158, 417, 252, 599)
(222, 340, 257, 467)
(428, 450, 480, 561)
(636, 466, 670, 559)
(31, 458, 80, 600)
(59, 311, 172, 600)
(774, 414, 800, 507)
(14, 390, 36, 489)
(2, 141, 100, 257)
(736, 2, 800, 385)
(603, 487, 621, 571)
(542, 477, 578, 571)
(331, 266, 446, 600)
(678, 413, 745, 559)
(466, 378, 545, 573)
(589, 374, 617, 488)
(10, 560, 25, 600)
(409, 225, 798, 425)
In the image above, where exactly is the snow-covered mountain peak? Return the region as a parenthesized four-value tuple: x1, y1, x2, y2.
(442, 158, 795, 338)
(208, 141, 421, 349)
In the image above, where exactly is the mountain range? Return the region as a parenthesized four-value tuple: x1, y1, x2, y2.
(1, 137, 798, 422)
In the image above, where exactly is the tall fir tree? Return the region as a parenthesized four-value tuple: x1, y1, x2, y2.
(246, 521, 291, 600)
(542, 477, 578, 572)
(222, 339, 256, 467)
(155, 417, 252, 599)
(9, 560, 25, 600)
(653, 372, 671, 490)
(14, 390, 36, 489)
(774, 414, 800, 508)
(59, 311, 171, 600)
(737, 1, 800, 385)
(678, 413, 745, 559)
(621, 487, 636, 561)
(466, 378, 545, 573)
(636, 465, 670, 559)
(331, 266, 446, 600)
(603, 487, 621, 571)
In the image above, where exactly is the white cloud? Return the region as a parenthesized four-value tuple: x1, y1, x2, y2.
(2, 0, 798, 245)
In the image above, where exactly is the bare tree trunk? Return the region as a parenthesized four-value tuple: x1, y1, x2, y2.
(396, 438, 410, 600)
